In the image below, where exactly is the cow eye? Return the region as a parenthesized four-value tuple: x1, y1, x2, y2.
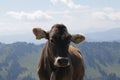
(51, 39, 54, 43)
(50, 38, 55, 43)
(65, 36, 71, 42)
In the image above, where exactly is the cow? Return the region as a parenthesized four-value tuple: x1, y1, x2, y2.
(33, 24, 85, 80)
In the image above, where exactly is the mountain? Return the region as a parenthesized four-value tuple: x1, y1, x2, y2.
(78, 42, 120, 80)
(0, 42, 43, 80)
(86, 28, 120, 42)
(0, 42, 120, 80)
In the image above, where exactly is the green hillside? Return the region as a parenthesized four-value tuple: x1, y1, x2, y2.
(0, 42, 120, 80)
(78, 42, 120, 80)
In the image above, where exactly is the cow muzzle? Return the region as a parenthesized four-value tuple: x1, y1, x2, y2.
(54, 57, 70, 67)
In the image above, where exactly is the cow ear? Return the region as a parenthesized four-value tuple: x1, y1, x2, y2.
(33, 28, 49, 40)
(71, 34, 85, 44)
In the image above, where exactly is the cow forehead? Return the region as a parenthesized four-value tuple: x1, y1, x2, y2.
(51, 24, 67, 32)
(49, 24, 69, 37)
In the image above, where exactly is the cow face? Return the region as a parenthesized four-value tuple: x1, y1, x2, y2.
(48, 24, 71, 67)
(33, 24, 85, 67)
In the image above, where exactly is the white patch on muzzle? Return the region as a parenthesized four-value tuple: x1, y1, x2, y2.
(54, 57, 70, 67)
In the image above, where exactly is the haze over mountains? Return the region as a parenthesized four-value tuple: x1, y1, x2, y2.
(0, 27, 120, 44)
(85, 27, 120, 42)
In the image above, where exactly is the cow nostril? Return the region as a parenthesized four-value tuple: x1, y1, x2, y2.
(58, 59, 68, 64)
(57, 58, 69, 66)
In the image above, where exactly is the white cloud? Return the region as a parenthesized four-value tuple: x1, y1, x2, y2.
(108, 12, 120, 21)
(50, 0, 58, 4)
(50, 0, 89, 9)
(92, 11, 107, 20)
(92, 8, 120, 21)
(6, 11, 53, 20)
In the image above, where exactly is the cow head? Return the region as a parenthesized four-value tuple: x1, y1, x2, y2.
(33, 24, 85, 68)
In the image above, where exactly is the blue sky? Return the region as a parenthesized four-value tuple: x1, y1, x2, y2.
(0, 0, 120, 43)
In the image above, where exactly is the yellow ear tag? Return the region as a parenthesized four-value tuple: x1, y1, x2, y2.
(74, 38, 81, 44)
(36, 36, 41, 40)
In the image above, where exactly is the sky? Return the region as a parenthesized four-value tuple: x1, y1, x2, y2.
(0, 0, 120, 43)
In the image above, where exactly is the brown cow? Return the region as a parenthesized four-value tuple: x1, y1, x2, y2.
(33, 24, 85, 80)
